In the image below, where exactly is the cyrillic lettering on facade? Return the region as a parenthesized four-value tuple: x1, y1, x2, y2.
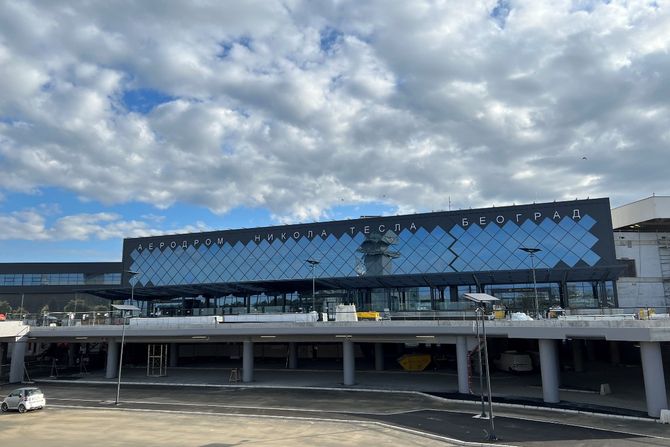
(159, 242, 165, 249)
(320, 230, 328, 238)
(572, 209, 581, 220)
(409, 222, 417, 231)
(216, 237, 224, 245)
(479, 217, 486, 225)
(496, 215, 504, 224)
(280, 233, 287, 240)
(378, 224, 385, 232)
(267, 234, 274, 242)
(148, 243, 153, 250)
(462, 218, 469, 227)
(553, 211, 561, 220)
(205, 238, 212, 246)
(170, 241, 177, 249)
(293, 231, 300, 239)
(534, 212, 541, 221)
(137, 244, 143, 251)
(516, 213, 522, 222)
(254, 235, 261, 242)
(350, 226, 356, 235)
(394, 224, 401, 232)
(363, 226, 370, 234)
(182, 241, 188, 248)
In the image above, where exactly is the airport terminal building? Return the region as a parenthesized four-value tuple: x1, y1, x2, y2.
(1, 197, 624, 315)
(3, 197, 670, 419)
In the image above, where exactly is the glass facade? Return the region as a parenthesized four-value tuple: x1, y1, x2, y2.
(128, 214, 603, 288)
(0, 272, 121, 287)
(123, 199, 620, 312)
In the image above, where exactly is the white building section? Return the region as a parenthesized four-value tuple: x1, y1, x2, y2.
(612, 196, 670, 309)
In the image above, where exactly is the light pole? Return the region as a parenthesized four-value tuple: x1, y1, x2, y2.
(464, 293, 498, 441)
(113, 270, 140, 405)
(519, 247, 541, 319)
(306, 259, 320, 313)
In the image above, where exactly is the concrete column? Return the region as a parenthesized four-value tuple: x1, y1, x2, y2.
(242, 340, 254, 383)
(169, 343, 178, 367)
(539, 339, 560, 403)
(288, 342, 298, 369)
(68, 343, 78, 367)
(456, 336, 469, 394)
(9, 338, 27, 383)
(374, 343, 384, 371)
(105, 341, 119, 379)
(343, 340, 355, 386)
(0, 342, 5, 378)
(609, 341, 621, 366)
(572, 339, 584, 373)
(640, 341, 669, 418)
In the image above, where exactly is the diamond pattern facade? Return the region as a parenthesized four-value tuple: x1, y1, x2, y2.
(129, 214, 602, 288)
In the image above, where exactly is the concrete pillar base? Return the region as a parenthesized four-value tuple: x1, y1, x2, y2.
(343, 340, 355, 386)
(539, 339, 560, 403)
(105, 341, 119, 379)
(640, 341, 668, 418)
(243, 340, 254, 383)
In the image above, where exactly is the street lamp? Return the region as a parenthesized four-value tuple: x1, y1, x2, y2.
(464, 292, 499, 442)
(111, 303, 139, 405)
(113, 270, 141, 405)
(519, 247, 541, 319)
(306, 259, 320, 312)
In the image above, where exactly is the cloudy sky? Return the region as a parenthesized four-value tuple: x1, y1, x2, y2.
(0, 0, 668, 262)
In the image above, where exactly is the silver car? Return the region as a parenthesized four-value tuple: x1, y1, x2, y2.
(1, 387, 46, 413)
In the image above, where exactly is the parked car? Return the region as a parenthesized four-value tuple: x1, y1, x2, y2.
(1, 387, 46, 413)
(493, 351, 533, 373)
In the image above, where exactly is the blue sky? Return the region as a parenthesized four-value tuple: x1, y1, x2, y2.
(0, 0, 667, 263)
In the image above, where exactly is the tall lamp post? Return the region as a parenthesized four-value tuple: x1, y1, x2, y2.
(306, 259, 320, 312)
(519, 247, 541, 319)
(464, 292, 499, 442)
(113, 270, 141, 405)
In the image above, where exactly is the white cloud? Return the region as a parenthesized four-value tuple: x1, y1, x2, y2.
(0, 0, 668, 231)
(0, 208, 210, 241)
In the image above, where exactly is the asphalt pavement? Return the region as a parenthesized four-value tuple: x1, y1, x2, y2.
(2, 382, 669, 446)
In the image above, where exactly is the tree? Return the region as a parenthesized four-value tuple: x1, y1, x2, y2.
(0, 300, 11, 314)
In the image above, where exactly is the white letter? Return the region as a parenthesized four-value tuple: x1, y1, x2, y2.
(394, 224, 401, 232)
(479, 217, 486, 225)
(194, 239, 200, 246)
(148, 243, 153, 250)
(159, 242, 165, 249)
(321, 230, 328, 238)
(378, 224, 386, 232)
(267, 234, 274, 242)
(170, 242, 177, 249)
(516, 213, 522, 222)
(182, 241, 188, 248)
(496, 215, 504, 224)
(216, 237, 224, 245)
(280, 233, 287, 240)
(534, 212, 541, 221)
(410, 222, 417, 231)
(462, 218, 469, 227)
(137, 244, 143, 251)
(350, 226, 356, 234)
(293, 231, 300, 239)
(573, 209, 581, 220)
(205, 238, 212, 246)
(254, 235, 261, 242)
(364, 226, 370, 234)
(553, 211, 561, 220)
